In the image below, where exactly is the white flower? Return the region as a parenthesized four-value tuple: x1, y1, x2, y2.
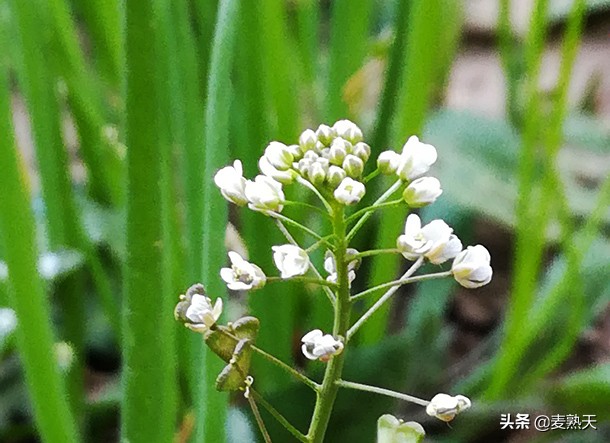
(332, 119, 363, 144)
(272, 245, 310, 278)
(396, 135, 438, 181)
(377, 415, 425, 443)
(377, 150, 401, 175)
(220, 251, 266, 290)
(301, 329, 344, 362)
(397, 215, 460, 263)
(403, 177, 442, 207)
(259, 156, 296, 184)
(342, 154, 364, 178)
(452, 245, 493, 288)
(426, 234, 462, 265)
(264, 141, 293, 170)
(334, 177, 365, 205)
(426, 393, 471, 422)
(214, 160, 248, 206)
(0, 308, 17, 339)
(245, 175, 285, 213)
(174, 284, 223, 334)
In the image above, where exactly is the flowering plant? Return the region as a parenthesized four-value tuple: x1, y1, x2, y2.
(175, 120, 492, 442)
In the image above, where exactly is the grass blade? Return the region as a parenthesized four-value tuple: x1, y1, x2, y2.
(0, 63, 79, 443)
(121, 1, 176, 441)
(196, 0, 242, 440)
(362, 0, 453, 344)
(325, 0, 374, 121)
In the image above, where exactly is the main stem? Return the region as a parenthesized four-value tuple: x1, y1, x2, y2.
(307, 204, 351, 442)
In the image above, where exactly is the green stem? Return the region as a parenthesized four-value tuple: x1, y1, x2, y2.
(336, 380, 429, 407)
(268, 211, 332, 247)
(296, 176, 333, 213)
(307, 204, 351, 443)
(305, 235, 337, 253)
(267, 276, 338, 289)
(246, 394, 272, 443)
(347, 257, 425, 340)
(284, 200, 332, 218)
(346, 179, 403, 242)
(345, 199, 404, 224)
(251, 389, 308, 442)
(363, 168, 380, 183)
(350, 270, 452, 301)
(352, 248, 400, 260)
(274, 220, 336, 305)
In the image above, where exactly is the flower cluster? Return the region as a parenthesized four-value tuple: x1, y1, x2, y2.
(215, 120, 372, 211)
(176, 119, 494, 441)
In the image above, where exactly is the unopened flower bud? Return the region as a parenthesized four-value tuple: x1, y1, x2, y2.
(329, 138, 350, 165)
(377, 150, 401, 175)
(402, 177, 442, 207)
(314, 141, 326, 153)
(326, 165, 346, 187)
(334, 177, 365, 205)
(452, 245, 492, 288)
(352, 142, 371, 162)
(299, 129, 317, 151)
(332, 119, 363, 144)
(296, 158, 313, 175)
(316, 124, 335, 146)
(303, 150, 319, 162)
(307, 162, 326, 186)
(264, 141, 293, 170)
(286, 144, 303, 161)
(426, 393, 471, 422)
(342, 154, 364, 178)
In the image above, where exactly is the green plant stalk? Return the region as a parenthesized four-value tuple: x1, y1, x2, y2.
(307, 204, 351, 443)
(121, 0, 175, 441)
(497, 0, 522, 126)
(197, 0, 241, 440)
(0, 66, 79, 443)
(336, 380, 429, 406)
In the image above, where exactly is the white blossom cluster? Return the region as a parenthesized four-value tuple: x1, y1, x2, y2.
(203, 119, 491, 361)
(215, 120, 373, 210)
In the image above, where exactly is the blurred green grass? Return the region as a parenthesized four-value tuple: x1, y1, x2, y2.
(0, 0, 609, 442)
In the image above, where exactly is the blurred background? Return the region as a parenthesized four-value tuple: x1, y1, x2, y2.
(0, 0, 609, 442)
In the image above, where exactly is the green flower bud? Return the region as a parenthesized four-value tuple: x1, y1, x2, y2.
(316, 124, 335, 146)
(342, 154, 364, 178)
(377, 415, 425, 443)
(352, 142, 371, 162)
(326, 165, 346, 187)
(299, 129, 317, 151)
(307, 162, 326, 186)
